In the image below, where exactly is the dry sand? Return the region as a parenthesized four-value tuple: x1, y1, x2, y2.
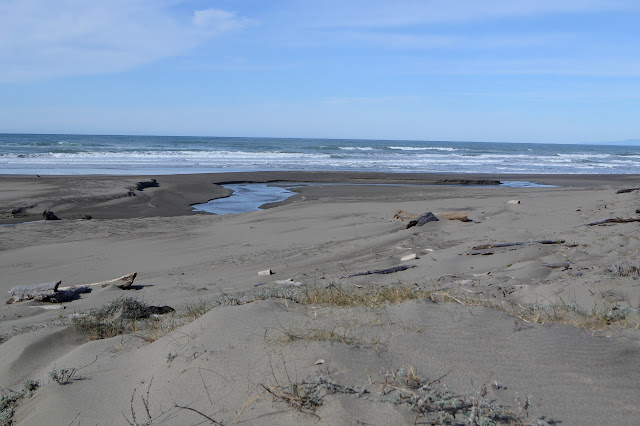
(1, 172, 640, 425)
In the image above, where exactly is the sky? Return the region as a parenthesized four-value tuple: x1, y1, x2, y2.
(0, 0, 639, 143)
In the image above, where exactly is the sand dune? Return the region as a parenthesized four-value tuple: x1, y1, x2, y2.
(1, 172, 639, 424)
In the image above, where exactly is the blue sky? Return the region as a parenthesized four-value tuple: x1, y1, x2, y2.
(0, 0, 639, 143)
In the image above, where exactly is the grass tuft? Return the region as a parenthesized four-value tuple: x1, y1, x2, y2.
(0, 380, 40, 424)
(377, 366, 544, 425)
(257, 367, 553, 425)
(72, 297, 175, 341)
(262, 375, 366, 419)
(299, 283, 433, 308)
(49, 367, 78, 385)
(610, 260, 640, 276)
(428, 290, 638, 331)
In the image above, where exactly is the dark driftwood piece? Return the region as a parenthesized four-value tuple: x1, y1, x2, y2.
(42, 210, 60, 220)
(544, 262, 571, 269)
(466, 250, 494, 256)
(406, 212, 439, 229)
(616, 188, 640, 194)
(472, 239, 565, 250)
(8, 281, 61, 303)
(55, 286, 92, 302)
(342, 264, 415, 278)
(435, 179, 501, 186)
(135, 179, 159, 191)
(583, 217, 640, 226)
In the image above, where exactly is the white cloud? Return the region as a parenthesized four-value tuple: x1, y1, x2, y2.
(193, 8, 255, 33)
(0, 0, 253, 82)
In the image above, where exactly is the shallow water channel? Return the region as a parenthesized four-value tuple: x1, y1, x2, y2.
(192, 183, 298, 215)
(191, 181, 554, 215)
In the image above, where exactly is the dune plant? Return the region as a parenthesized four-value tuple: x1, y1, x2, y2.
(0, 380, 40, 425)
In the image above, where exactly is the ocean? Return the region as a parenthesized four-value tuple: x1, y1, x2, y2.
(1, 133, 640, 175)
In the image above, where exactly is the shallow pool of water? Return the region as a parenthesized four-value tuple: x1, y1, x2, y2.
(192, 183, 299, 215)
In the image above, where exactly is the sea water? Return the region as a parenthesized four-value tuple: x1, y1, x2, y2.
(2, 133, 640, 175)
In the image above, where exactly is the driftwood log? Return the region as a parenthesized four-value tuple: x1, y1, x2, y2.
(616, 188, 640, 194)
(544, 262, 571, 269)
(58, 273, 137, 291)
(341, 264, 415, 279)
(466, 250, 494, 256)
(406, 212, 439, 229)
(393, 210, 418, 222)
(8, 281, 61, 303)
(7, 273, 137, 304)
(435, 179, 501, 185)
(472, 240, 565, 250)
(439, 211, 469, 222)
(583, 217, 640, 226)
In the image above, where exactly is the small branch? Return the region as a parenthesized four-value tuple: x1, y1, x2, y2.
(260, 384, 321, 419)
(128, 388, 138, 425)
(66, 412, 81, 426)
(341, 264, 415, 279)
(583, 217, 640, 226)
(472, 239, 565, 250)
(174, 403, 224, 425)
(143, 375, 153, 422)
(427, 368, 455, 386)
(199, 368, 214, 406)
(76, 355, 99, 373)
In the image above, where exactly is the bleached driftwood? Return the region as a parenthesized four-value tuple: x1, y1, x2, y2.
(7, 273, 137, 304)
(583, 217, 640, 226)
(472, 240, 565, 250)
(274, 278, 304, 286)
(58, 272, 137, 291)
(393, 210, 418, 221)
(439, 211, 469, 222)
(8, 281, 61, 303)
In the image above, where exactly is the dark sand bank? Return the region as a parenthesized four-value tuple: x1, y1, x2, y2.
(2, 171, 637, 224)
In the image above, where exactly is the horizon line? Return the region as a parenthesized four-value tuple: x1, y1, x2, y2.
(1, 132, 638, 146)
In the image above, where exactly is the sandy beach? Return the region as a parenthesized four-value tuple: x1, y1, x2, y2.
(1, 172, 640, 425)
